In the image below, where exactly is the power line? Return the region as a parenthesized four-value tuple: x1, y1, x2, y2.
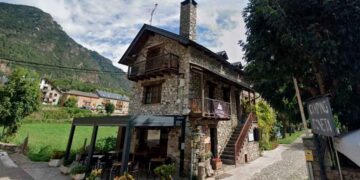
(0, 57, 127, 75)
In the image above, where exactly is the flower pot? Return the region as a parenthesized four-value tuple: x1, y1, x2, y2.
(59, 165, 70, 174)
(48, 159, 62, 167)
(71, 173, 85, 180)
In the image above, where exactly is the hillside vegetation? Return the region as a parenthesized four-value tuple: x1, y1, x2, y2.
(0, 2, 130, 93)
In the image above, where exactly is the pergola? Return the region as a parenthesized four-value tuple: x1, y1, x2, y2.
(64, 115, 186, 175)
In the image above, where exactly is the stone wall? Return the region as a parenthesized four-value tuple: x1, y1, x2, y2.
(129, 34, 190, 116)
(302, 135, 360, 180)
(237, 123, 260, 164)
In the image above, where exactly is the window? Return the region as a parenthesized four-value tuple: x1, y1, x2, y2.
(54, 93, 57, 97)
(147, 45, 162, 58)
(53, 99, 56, 102)
(143, 84, 162, 104)
(223, 87, 230, 102)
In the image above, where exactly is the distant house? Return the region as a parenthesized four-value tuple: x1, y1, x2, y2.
(96, 90, 129, 115)
(62, 90, 100, 109)
(39, 78, 62, 105)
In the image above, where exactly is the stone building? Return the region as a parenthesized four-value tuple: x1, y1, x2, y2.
(96, 90, 129, 115)
(118, 0, 260, 176)
(39, 78, 62, 105)
(62, 90, 100, 109)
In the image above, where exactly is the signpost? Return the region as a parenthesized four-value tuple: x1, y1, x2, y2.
(307, 96, 338, 137)
(306, 95, 342, 180)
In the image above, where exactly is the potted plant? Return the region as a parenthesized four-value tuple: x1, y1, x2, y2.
(211, 156, 222, 170)
(154, 164, 176, 180)
(59, 158, 73, 174)
(70, 164, 86, 180)
(200, 152, 212, 162)
(49, 150, 65, 167)
(114, 172, 134, 180)
(88, 168, 102, 180)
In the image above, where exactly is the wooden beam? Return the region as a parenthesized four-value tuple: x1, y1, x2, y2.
(120, 123, 133, 174)
(201, 71, 205, 117)
(64, 125, 76, 161)
(86, 126, 98, 170)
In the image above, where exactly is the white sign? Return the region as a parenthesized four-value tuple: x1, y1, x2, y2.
(248, 132, 254, 142)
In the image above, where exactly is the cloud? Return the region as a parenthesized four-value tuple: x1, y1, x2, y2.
(0, 0, 249, 70)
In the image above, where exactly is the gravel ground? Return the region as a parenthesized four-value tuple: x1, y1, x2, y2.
(249, 138, 308, 180)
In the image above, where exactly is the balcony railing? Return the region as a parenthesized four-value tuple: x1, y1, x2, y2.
(128, 53, 179, 80)
(190, 98, 231, 119)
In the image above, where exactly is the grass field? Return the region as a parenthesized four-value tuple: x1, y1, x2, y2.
(278, 130, 304, 144)
(9, 123, 117, 161)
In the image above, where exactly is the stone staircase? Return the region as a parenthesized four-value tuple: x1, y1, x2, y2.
(220, 125, 242, 165)
(220, 113, 254, 165)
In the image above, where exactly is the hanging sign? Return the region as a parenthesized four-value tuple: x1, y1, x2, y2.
(307, 96, 338, 137)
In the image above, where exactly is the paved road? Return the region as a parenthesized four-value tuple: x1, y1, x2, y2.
(222, 137, 308, 180)
(0, 151, 33, 180)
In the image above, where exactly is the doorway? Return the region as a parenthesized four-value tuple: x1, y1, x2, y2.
(210, 128, 218, 157)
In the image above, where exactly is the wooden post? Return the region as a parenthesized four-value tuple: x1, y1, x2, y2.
(86, 126, 98, 170)
(120, 123, 133, 174)
(65, 125, 76, 160)
(292, 77, 309, 137)
(201, 71, 205, 116)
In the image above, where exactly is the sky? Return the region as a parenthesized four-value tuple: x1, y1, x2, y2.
(0, 0, 249, 72)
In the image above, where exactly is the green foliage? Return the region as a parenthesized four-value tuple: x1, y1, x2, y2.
(96, 136, 117, 153)
(63, 158, 73, 166)
(0, 68, 40, 141)
(105, 103, 115, 115)
(0, 2, 131, 94)
(70, 164, 87, 175)
(243, 0, 360, 131)
(278, 131, 304, 144)
(51, 150, 65, 159)
(154, 164, 176, 180)
(256, 99, 277, 150)
(10, 123, 117, 161)
(63, 97, 77, 108)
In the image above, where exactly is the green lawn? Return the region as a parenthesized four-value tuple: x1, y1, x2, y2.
(9, 123, 117, 161)
(278, 130, 304, 144)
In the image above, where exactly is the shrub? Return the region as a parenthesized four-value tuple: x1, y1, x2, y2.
(63, 158, 73, 166)
(154, 164, 176, 180)
(63, 97, 77, 108)
(96, 137, 116, 153)
(51, 150, 65, 159)
(28, 146, 52, 162)
(105, 103, 115, 115)
(70, 164, 87, 175)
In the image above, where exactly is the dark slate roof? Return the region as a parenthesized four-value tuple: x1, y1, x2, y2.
(216, 51, 229, 60)
(181, 0, 198, 6)
(118, 24, 242, 74)
(96, 90, 129, 101)
(65, 90, 99, 98)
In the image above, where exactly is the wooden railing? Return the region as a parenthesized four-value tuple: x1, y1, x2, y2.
(128, 53, 179, 79)
(190, 98, 231, 119)
(234, 112, 254, 166)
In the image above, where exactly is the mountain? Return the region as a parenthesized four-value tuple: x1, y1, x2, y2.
(0, 2, 131, 94)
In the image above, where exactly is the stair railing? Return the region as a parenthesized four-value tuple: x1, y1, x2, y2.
(234, 112, 254, 166)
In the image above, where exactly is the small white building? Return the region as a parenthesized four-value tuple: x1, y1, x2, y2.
(40, 78, 62, 105)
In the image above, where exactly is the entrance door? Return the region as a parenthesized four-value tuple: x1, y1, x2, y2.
(210, 128, 218, 157)
(235, 91, 242, 124)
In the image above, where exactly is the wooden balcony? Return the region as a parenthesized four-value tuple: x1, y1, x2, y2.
(128, 53, 179, 81)
(190, 98, 231, 120)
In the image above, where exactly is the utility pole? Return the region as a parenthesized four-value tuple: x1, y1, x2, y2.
(292, 77, 309, 137)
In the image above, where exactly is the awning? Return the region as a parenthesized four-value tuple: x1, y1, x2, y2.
(72, 115, 185, 127)
(334, 129, 360, 167)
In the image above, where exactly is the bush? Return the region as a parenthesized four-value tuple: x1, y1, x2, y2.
(154, 164, 176, 180)
(28, 146, 52, 162)
(51, 150, 65, 159)
(70, 164, 87, 175)
(63, 97, 77, 108)
(96, 137, 116, 153)
(105, 103, 115, 115)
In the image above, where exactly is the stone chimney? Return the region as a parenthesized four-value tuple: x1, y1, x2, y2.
(180, 0, 197, 41)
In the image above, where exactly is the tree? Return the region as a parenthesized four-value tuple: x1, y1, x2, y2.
(242, 0, 360, 131)
(256, 99, 277, 150)
(0, 68, 40, 141)
(105, 103, 115, 115)
(63, 97, 77, 108)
